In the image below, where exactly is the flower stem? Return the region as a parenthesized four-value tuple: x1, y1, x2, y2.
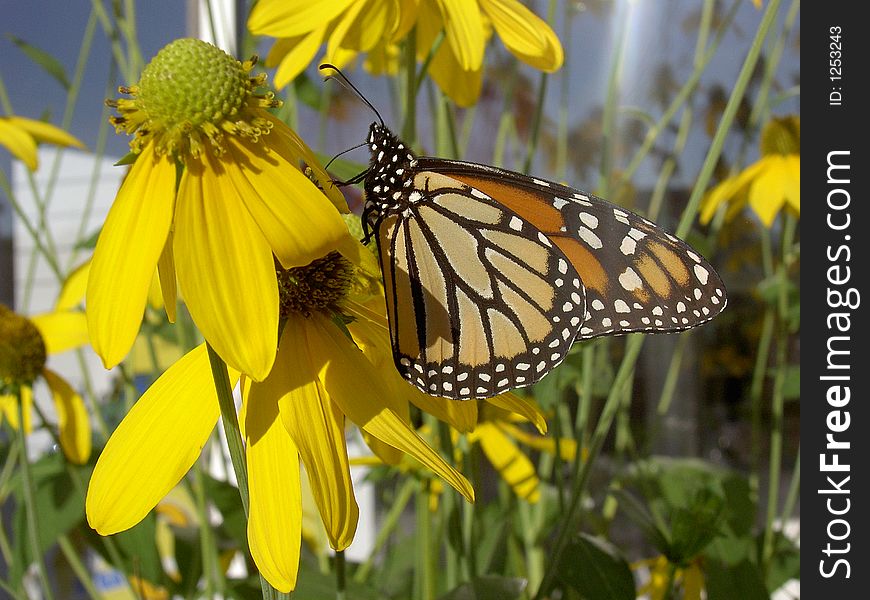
(15, 395, 56, 600)
(335, 550, 346, 600)
(57, 534, 101, 600)
(353, 478, 416, 583)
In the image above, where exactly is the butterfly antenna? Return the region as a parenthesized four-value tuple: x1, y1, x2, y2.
(319, 63, 385, 127)
(324, 141, 369, 170)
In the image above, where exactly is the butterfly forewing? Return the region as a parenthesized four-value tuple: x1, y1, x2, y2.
(373, 171, 586, 400)
(418, 159, 727, 339)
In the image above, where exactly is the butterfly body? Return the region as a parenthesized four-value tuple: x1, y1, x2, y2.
(361, 122, 726, 400)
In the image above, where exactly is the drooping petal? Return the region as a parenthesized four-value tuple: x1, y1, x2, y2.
(485, 393, 547, 434)
(5, 116, 85, 149)
(243, 376, 303, 593)
(783, 155, 800, 214)
(174, 156, 278, 381)
(498, 421, 576, 461)
(0, 118, 39, 170)
(307, 315, 474, 501)
(156, 232, 177, 322)
(699, 160, 763, 224)
(271, 27, 328, 89)
(473, 422, 539, 502)
(248, 0, 354, 38)
(0, 387, 33, 432)
(480, 0, 563, 71)
(29, 310, 89, 355)
(86, 144, 176, 369)
(436, 0, 485, 71)
(223, 131, 348, 269)
(268, 321, 359, 550)
(86, 344, 233, 534)
(55, 260, 89, 311)
(425, 29, 483, 107)
(42, 367, 91, 464)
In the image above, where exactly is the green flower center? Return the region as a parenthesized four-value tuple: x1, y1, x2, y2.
(0, 305, 46, 393)
(760, 115, 800, 156)
(108, 38, 281, 160)
(137, 38, 250, 133)
(277, 252, 355, 317)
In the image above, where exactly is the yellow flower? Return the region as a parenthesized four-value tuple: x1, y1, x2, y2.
(0, 303, 92, 464)
(87, 243, 473, 593)
(87, 38, 356, 382)
(0, 114, 85, 170)
(700, 115, 799, 228)
(634, 555, 705, 600)
(248, 0, 563, 107)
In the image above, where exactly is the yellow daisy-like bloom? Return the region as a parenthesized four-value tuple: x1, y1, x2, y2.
(0, 303, 91, 464)
(248, 0, 563, 107)
(0, 114, 85, 170)
(87, 242, 473, 593)
(634, 555, 704, 600)
(87, 38, 357, 382)
(700, 115, 800, 228)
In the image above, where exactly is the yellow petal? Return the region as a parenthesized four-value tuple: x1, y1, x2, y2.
(485, 393, 547, 434)
(436, 0, 485, 70)
(248, 0, 354, 38)
(5, 116, 85, 149)
(427, 36, 483, 107)
(272, 27, 328, 89)
(86, 344, 233, 534)
(0, 386, 33, 432)
(480, 0, 563, 71)
(86, 145, 176, 369)
(156, 232, 177, 322)
(42, 368, 91, 464)
(173, 157, 278, 381)
(271, 322, 359, 550)
(498, 421, 576, 461)
(474, 422, 539, 502)
(0, 118, 39, 170)
(748, 159, 786, 228)
(243, 376, 303, 593)
(56, 260, 90, 311)
(405, 385, 478, 433)
(29, 310, 89, 355)
(224, 130, 349, 269)
(783, 155, 800, 214)
(308, 315, 474, 501)
(263, 111, 349, 212)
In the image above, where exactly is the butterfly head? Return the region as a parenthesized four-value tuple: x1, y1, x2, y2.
(362, 123, 418, 239)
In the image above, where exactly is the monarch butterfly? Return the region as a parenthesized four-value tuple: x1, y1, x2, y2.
(323, 69, 726, 401)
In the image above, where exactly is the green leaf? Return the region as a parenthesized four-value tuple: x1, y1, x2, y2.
(438, 576, 527, 600)
(83, 511, 166, 587)
(557, 534, 635, 600)
(705, 559, 769, 600)
(114, 151, 139, 166)
(667, 489, 725, 561)
(763, 532, 800, 592)
(6, 34, 71, 90)
(291, 564, 381, 600)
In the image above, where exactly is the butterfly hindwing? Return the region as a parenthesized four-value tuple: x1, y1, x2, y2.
(417, 158, 727, 339)
(373, 170, 586, 400)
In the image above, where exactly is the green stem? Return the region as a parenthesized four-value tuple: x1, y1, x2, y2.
(192, 460, 223, 597)
(354, 478, 416, 583)
(16, 396, 56, 600)
(335, 550, 347, 600)
(536, 336, 645, 599)
(656, 332, 691, 416)
(57, 534, 101, 600)
(415, 480, 435, 600)
(596, 6, 628, 197)
(522, 72, 550, 174)
(402, 32, 418, 144)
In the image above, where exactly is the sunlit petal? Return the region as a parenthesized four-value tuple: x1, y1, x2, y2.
(0, 118, 39, 170)
(86, 344, 233, 534)
(272, 27, 328, 88)
(481, 0, 563, 71)
(224, 131, 349, 269)
(248, 0, 354, 38)
(486, 393, 547, 434)
(86, 144, 176, 369)
(474, 423, 539, 502)
(498, 421, 576, 461)
(0, 386, 33, 432)
(748, 160, 785, 227)
(29, 310, 89, 355)
(307, 315, 474, 501)
(269, 321, 359, 550)
(437, 0, 485, 70)
(783, 155, 800, 213)
(243, 376, 303, 593)
(42, 368, 91, 464)
(55, 260, 90, 311)
(5, 116, 85, 149)
(156, 232, 177, 322)
(174, 156, 278, 381)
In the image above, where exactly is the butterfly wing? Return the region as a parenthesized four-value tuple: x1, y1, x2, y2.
(374, 170, 586, 400)
(416, 158, 727, 339)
